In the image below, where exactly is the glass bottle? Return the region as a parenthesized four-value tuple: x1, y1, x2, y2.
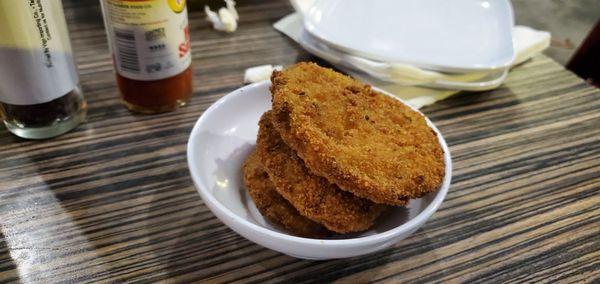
(0, 0, 87, 139)
(100, 0, 193, 114)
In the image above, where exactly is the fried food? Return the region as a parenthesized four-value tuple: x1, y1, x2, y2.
(256, 111, 387, 233)
(270, 62, 445, 205)
(243, 150, 329, 238)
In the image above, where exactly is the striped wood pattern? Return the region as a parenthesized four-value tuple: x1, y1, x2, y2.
(0, 0, 598, 282)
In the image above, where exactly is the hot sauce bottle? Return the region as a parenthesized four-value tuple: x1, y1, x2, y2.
(100, 0, 192, 114)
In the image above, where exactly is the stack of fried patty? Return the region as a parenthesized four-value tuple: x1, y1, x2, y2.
(243, 63, 445, 237)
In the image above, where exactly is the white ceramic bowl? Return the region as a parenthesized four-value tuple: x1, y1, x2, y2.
(297, 28, 509, 91)
(304, 0, 515, 73)
(187, 81, 452, 260)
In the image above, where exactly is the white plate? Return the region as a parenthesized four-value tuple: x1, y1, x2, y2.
(304, 0, 515, 73)
(187, 81, 452, 259)
(298, 29, 508, 91)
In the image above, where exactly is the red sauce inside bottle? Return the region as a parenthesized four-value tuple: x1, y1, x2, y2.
(116, 66, 192, 114)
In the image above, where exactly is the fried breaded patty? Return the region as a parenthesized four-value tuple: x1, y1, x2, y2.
(243, 150, 329, 238)
(270, 62, 445, 205)
(256, 111, 387, 233)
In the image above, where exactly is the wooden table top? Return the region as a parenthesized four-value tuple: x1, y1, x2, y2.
(1, 0, 599, 283)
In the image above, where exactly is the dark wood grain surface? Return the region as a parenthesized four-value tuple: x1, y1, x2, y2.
(1, 0, 599, 283)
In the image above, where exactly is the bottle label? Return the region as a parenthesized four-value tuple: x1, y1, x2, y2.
(0, 0, 79, 106)
(101, 0, 192, 81)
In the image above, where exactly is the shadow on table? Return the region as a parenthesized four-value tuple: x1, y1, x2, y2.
(254, 227, 439, 282)
(0, 127, 18, 145)
(137, 132, 255, 281)
(0, 230, 20, 282)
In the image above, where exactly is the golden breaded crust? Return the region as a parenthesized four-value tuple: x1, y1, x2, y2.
(243, 150, 329, 238)
(270, 62, 445, 205)
(256, 111, 388, 233)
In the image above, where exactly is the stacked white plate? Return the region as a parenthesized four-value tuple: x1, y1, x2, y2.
(296, 0, 516, 91)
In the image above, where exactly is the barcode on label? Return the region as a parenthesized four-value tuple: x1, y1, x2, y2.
(113, 28, 140, 73)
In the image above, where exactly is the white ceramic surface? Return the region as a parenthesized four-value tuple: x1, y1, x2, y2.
(298, 29, 509, 91)
(304, 0, 515, 73)
(187, 81, 452, 260)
